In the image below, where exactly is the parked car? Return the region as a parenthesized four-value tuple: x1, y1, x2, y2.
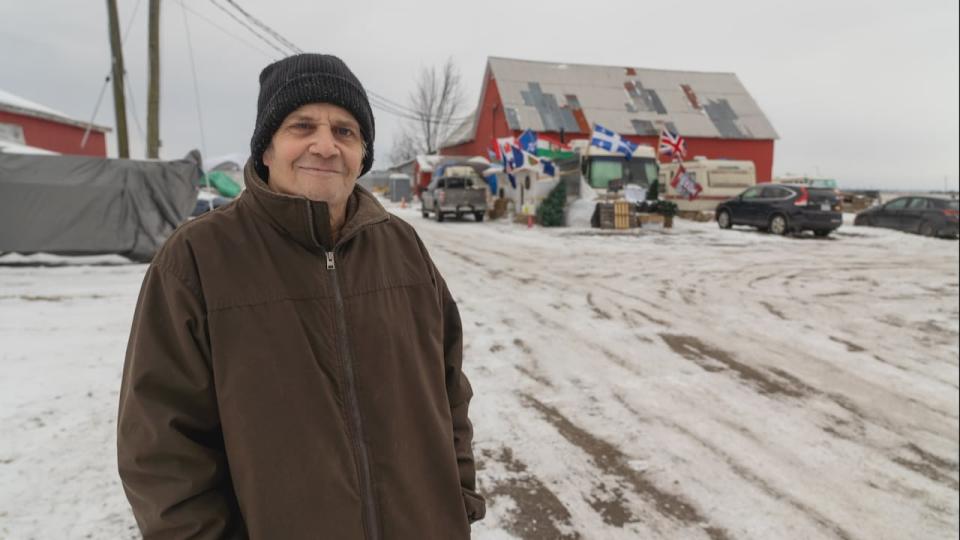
(716, 184, 843, 236)
(854, 196, 959, 238)
(420, 175, 487, 222)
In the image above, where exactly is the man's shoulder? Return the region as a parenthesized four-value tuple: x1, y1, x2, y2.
(152, 198, 248, 272)
(370, 211, 431, 254)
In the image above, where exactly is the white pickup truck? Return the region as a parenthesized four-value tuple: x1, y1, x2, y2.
(420, 173, 488, 222)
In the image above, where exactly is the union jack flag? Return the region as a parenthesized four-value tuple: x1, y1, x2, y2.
(659, 127, 687, 159)
(670, 164, 702, 200)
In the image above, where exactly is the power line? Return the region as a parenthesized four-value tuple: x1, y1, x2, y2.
(180, 1, 208, 157)
(207, 0, 290, 58)
(212, 0, 475, 123)
(124, 72, 145, 141)
(81, 0, 144, 149)
(209, 0, 476, 125)
(224, 0, 302, 54)
(180, 0, 277, 61)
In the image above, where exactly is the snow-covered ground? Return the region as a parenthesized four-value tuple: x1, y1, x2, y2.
(1, 206, 957, 539)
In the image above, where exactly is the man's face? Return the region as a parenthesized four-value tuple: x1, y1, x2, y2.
(262, 103, 364, 205)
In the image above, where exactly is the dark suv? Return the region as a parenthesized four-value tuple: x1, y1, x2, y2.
(716, 184, 843, 237)
(854, 196, 959, 238)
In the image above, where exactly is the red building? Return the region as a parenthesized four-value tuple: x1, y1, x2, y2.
(440, 57, 778, 181)
(0, 89, 110, 156)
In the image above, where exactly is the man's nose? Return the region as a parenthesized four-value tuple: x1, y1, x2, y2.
(307, 126, 340, 158)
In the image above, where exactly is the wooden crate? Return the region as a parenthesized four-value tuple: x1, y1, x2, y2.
(595, 202, 638, 229)
(637, 213, 665, 227)
(614, 201, 632, 229)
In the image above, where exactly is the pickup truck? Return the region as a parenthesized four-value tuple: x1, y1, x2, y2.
(420, 175, 487, 222)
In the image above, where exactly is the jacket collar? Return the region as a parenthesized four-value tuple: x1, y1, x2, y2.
(241, 158, 390, 252)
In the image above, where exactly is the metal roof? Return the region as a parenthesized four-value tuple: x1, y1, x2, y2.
(441, 114, 476, 148)
(0, 89, 111, 133)
(487, 57, 777, 141)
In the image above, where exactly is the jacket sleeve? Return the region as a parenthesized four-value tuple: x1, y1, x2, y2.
(412, 231, 486, 524)
(117, 262, 246, 539)
(437, 272, 486, 524)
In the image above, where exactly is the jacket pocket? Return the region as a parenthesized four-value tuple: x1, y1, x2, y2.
(461, 487, 486, 524)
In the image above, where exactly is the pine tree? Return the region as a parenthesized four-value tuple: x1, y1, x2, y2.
(537, 180, 566, 227)
(646, 179, 660, 200)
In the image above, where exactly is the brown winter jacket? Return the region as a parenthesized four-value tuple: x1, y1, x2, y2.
(117, 161, 485, 539)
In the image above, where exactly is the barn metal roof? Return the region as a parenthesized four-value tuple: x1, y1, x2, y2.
(0, 89, 110, 133)
(451, 57, 777, 145)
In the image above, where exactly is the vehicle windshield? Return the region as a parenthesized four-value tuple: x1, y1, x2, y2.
(589, 157, 657, 189)
(810, 179, 838, 189)
(807, 188, 838, 200)
(929, 199, 959, 210)
(442, 177, 472, 189)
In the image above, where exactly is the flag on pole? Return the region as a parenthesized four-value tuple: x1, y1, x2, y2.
(505, 144, 524, 171)
(658, 126, 687, 159)
(541, 158, 556, 177)
(590, 123, 638, 158)
(518, 129, 538, 155)
(670, 165, 702, 200)
(521, 150, 556, 177)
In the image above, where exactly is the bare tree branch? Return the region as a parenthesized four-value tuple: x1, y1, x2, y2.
(398, 57, 465, 159)
(389, 128, 419, 165)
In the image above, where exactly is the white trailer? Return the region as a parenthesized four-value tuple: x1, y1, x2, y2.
(660, 157, 757, 212)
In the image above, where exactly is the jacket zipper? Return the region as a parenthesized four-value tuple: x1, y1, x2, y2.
(326, 250, 380, 540)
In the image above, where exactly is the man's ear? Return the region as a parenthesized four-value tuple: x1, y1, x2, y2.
(262, 144, 274, 168)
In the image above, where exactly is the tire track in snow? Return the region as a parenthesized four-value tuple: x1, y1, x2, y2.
(611, 391, 861, 540)
(511, 338, 554, 388)
(521, 393, 732, 540)
(477, 446, 578, 539)
(891, 444, 959, 492)
(660, 334, 807, 398)
(658, 334, 960, 498)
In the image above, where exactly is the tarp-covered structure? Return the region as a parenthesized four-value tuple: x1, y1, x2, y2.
(0, 151, 201, 261)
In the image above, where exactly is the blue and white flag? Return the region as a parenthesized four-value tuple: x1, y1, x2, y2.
(541, 158, 556, 177)
(518, 129, 538, 155)
(590, 123, 637, 158)
(504, 144, 525, 172)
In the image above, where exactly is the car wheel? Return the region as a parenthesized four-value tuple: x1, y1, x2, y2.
(814, 229, 832, 238)
(474, 212, 484, 222)
(717, 209, 732, 229)
(919, 221, 935, 237)
(769, 214, 789, 236)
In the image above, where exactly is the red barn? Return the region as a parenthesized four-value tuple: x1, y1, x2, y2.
(441, 57, 778, 181)
(0, 89, 110, 157)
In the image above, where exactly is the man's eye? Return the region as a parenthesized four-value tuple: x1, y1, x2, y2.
(290, 123, 313, 130)
(335, 127, 355, 137)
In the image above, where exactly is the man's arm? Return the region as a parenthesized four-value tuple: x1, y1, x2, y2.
(437, 274, 486, 524)
(117, 263, 245, 539)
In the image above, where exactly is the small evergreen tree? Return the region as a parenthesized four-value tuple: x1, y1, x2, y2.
(646, 179, 660, 200)
(537, 180, 566, 227)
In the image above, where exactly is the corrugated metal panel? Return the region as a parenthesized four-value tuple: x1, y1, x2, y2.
(488, 57, 777, 140)
(440, 114, 476, 148)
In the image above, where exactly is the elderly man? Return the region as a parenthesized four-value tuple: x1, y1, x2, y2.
(117, 54, 485, 539)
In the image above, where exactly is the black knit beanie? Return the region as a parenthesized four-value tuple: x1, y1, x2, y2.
(251, 54, 375, 180)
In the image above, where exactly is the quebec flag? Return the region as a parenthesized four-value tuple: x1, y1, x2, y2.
(590, 123, 638, 159)
(518, 129, 538, 155)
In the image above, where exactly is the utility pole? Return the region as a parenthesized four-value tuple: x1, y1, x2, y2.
(146, 0, 161, 158)
(106, 0, 129, 158)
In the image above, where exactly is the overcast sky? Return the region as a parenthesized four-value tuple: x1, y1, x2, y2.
(2, 0, 958, 190)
